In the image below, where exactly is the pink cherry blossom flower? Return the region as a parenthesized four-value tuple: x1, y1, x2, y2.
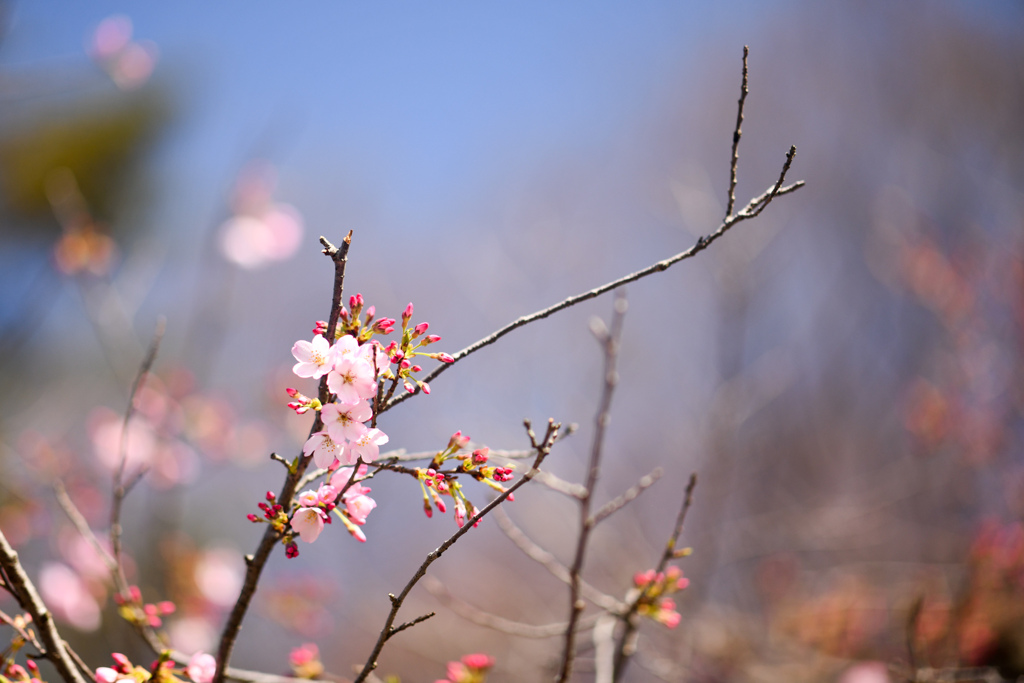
(329, 463, 368, 492)
(297, 490, 319, 507)
(186, 652, 216, 683)
(291, 335, 332, 379)
(326, 357, 377, 405)
(316, 484, 337, 505)
(95, 668, 118, 683)
(320, 402, 371, 445)
(303, 431, 342, 470)
(341, 427, 389, 464)
(291, 507, 326, 543)
(345, 493, 376, 525)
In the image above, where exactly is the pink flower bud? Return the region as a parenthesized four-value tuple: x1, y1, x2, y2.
(472, 448, 489, 464)
(419, 381, 431, 395)
(312, 320, 328, 335)
(157, 601, 176, 614)
(285, 542, 299, 559)
(414, 322, 429, 336)
(404, 381, 415, 393)
(112, 654, 131, 674)
(461, 654, 495, 671)
(247, 513, 259, 522)
(411, 365, 422, 372)
(403, 302, 414, 321)
(339, 307, 349, 320)
(96, 668, 118, 683)
(438, 353, 454, 363)
(286, 387, 299, 398)
(423, 334, 441, 345)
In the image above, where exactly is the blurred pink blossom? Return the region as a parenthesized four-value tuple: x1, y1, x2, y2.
(218, 162, 303, 269)
(194, 547, 245, 609)
(39, 562, 101, 631)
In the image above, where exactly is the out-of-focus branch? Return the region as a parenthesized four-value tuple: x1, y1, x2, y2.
(0, 528, 87, 683)
(592, 468, 663, 525)
(423, 576, 601, 639)
(612, 473, 697, 682)
(213, 232, 352, 683)
(352, 419, 563, 683)
(111, 318, 164, 593)
(557, 290, 628, 683)
(492, 508, 624, 614)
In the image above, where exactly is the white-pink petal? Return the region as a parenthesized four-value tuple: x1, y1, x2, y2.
(292, 335, 332, 379)
(291, 508, 325, 543)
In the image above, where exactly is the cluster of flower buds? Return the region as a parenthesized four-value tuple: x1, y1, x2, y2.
(288, 643, 323, 680)
(415, 434, 516, 526)
(94, 651, 215, 683)
(281, 297, 459, 552)
(247, 490, 288, 532)
(113, 585, 175, 628)
(434, 653, 495, 683)
(3, 659, 41, 683)
(632, 565, 691, 629)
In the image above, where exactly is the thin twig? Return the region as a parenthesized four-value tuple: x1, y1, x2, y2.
(533, 469, 588, 499)
(388, 612, 435, 638)
(612, 473, 697, 682)
(592, 468, 663, 525)
(0, 528, 87, 683)
(724, 46, 749, 220)
(111, 317, 164, 593)
(382, 169, 802, 414)
(492, 507, 623, 613)
(557, 290, 628, 683)
(213, 233, 352, 683)
(352, 419, 562, 683)
(424, 576, 601, 639)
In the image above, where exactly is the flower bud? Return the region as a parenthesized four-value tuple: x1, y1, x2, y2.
(413, 322, 429, 336)
(403, 302, 414, 323)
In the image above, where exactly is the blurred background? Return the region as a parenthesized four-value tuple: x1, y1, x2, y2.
(1, 1, 1023, 681)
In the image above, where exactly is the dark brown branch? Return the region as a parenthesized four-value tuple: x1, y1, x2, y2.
(214, 234, 353, 683)
(111, 318, 164, 592)
(352, 419, 562, 683)
(382, 168, 802, 414)
(724, 46, 749, 220)
(557, 290, 628, 683)
(0, 529, 87, 683)
(612, 473, 697, 682)
(388, 612, 435, 638)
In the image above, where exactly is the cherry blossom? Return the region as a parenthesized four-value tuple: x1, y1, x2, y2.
(341, 427, 389, 464)
(326, 356, 377, 405)
(291, 507, 326, 543)
(186, 652, 216, 683)
(345, 491, 377, 525)
(291, 335, 333, 379)
(302, 431, 342, 469)
(320, 401, 371, 444)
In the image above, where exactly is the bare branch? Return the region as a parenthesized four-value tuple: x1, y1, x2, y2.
(382, 164, 803, 414)
(353, 419, 561, 683)
(533, 469, 587, 499)
(557, 290, 628, 683)
(724, 46, 749, 220)
(424, 576, 601, 639)
(111, 318, 164, 592)
(492, 507, 624, 614)
(0, 529, 87, 683)
(592, 468, 663, 525)
(214, 233, 353, 683)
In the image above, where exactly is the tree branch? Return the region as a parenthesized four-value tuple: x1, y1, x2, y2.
(213, 233, 352, 683)
(352, 419, 562, 683)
